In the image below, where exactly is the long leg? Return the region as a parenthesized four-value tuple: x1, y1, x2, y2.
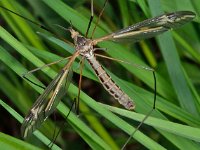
(91, 0, 108, 38)
(22, 56, 72, 89)
(48, 99, 76, 149)
(121, 71, 156, 150)
(85, 0, 94, 37)
(76, 58, 85, 115)
(86, 0, 108, 38)
(95, 53, 154, 71)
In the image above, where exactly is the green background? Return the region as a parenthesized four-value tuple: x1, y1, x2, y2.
(0, 0, 200, 149)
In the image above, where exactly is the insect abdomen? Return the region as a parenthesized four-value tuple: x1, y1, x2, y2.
(87, 55, 135, 110)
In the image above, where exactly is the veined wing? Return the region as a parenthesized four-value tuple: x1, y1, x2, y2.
(21, 67, 73, 138)
(94, 11, 195, 43)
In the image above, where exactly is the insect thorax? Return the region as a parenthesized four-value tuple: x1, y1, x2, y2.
(75, 35, 94, 58)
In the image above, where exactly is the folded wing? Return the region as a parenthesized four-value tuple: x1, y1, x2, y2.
(21, 68, 73, 138)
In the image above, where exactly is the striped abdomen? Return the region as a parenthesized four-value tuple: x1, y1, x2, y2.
(86, 55, 135, 110)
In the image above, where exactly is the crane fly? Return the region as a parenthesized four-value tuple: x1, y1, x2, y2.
(20, 10, 195, 139)
(0, 4, 196, 143)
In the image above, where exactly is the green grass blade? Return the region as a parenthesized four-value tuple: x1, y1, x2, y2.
(148, 0, 199, 115)
(0, 132, 42, 150)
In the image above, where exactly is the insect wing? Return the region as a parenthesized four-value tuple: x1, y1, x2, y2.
(95, 11, 195, 43)
(112, 11, 195, 42)
(21, 68, 73, 138)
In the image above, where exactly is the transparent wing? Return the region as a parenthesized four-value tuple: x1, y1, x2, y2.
(95, 11, 195, 43)
(21, 68, 73, 138)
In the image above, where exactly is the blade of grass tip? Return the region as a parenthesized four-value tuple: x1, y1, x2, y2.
(147, 0, 198, 115)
